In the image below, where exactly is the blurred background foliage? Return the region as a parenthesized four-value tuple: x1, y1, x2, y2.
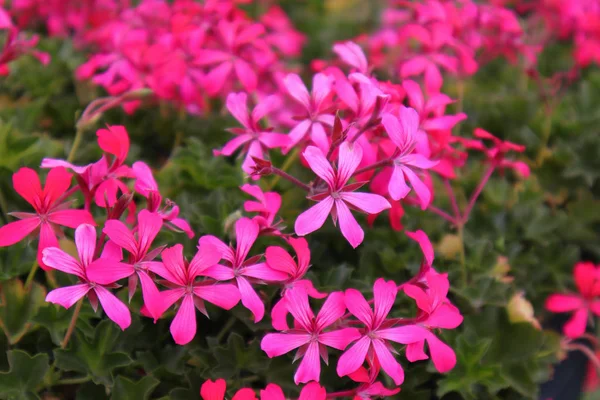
(0, 1, 598, 399)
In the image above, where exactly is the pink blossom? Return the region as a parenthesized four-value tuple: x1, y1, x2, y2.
(133, 161, 194, 238)
(0, 167, 95, 270)
(86, 209, 164, 318)
(333, 41, 369, 74)
(261, 288, 361, 384)
(294, 142, 391, 248)
(283, 72, 335, 153)
(199, 217, 288, 322)
(266, 237, 326, 330)
(43, 224, 131, 330)
(473, 128, 530, 177)
(149, 244, 240, 345)
(546, 262, 600, 338)
(401, 270, 462, 372)
(215, 92, 289, 177)
(0, 26, 50, 76)
(240, 184, 282, 234)
(380, 107, 438, 208)
(200, 378, 256, 400)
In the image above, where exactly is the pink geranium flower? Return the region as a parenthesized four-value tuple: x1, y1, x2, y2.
(199, 217, 288, 322)
(473, 128, 530, 177)
(283, 72, 335, 153)
(265, 237, 326, 330)
(86, 209, 164, 318)
(261, 288, 361, 384)
(132, 161, 194, 238)
(240, 184, 282, 234)
(0, 167, 95, 270)
(200, 378, 256, 400)
(546, 262, 600, 338)
(261, 382, 326, 400)
(294, 142, 391, 248)
(380, 106, 438, 208)
(214, 92, 289, 177)
(43, 224, 131, 330)
(150, 244, 240, 345)
(402, 270, 462, 372)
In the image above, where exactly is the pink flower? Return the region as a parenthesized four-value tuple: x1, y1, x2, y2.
(337, 279, 409, 385)
(283, 72, 335, 153)
(43, 224, 131, 330)
(265, 237, 326, 330)
(380, 107, 438, 208)
(294, 142, 391, 248)
(200, 378, 256, 400)
(0, 167, 95, 270)
(333, 41, 369, 74)
(401, 271, 462, 372)
(132, 161, 194, 238)
(149, 244, 240, 345)
(0, 26, 50, 76)
(86, 209, 164, 318)
(214, 92, 289, 177)
(260, 382, 326, 400)
(546, 262, 600, 338)
(199, 217, 288, 322)
(261, 288, 361, 384)
(240, 184, 282, 234)
(346, 367, 401, 400)
(473, 128, 530, 178)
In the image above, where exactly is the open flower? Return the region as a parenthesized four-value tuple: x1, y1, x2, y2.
(546, 262, 600, 338)
(199, 217, 288, 322)
(240, 184, 282, 234)
(43, 224, 131, 330)
(150, 244, 240, 345)
(200, 379, 256, 400)
(260, 382, 326, 400)
(261, 288, 360, 384)
(0, 167, 95, 269)
(295, 142, 391, 248)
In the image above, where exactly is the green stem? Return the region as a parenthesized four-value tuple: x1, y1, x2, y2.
(55, 376, 91, 386)
(536, 103, 553, 166)
(67, 127, 86, 163)
(216, 316, 236, 343)
(0, 187, 8, 222)
(24, 261, 38, 289)
(62, 299, 83, 349)
(457, 223, 467, 285)
(268, 147, 299, 190)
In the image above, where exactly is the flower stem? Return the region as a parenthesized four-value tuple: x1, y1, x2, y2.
(61, 299, 83, 349)
(55, 376, 91, 386)
(566, 342, 600, 378)
(268, 147, 299, 190)
(327, 390, 355, 398)
(24, 261, 38, 289)
(457, 223, 467, 285)
(352, 158, 393, 176)
(443, 179, 461, 220)
(215, 315, 236, 343)
(0, 187, 8, 222)
(67, 126, 85, 163)
(271, 167, 310, 192)
(462, 165, 495, 224)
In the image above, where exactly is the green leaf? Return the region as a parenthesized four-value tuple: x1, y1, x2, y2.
(0, 350, 49, 400)
(54, 320, 132, 386)
(111, 375, 159, 400)
(0, 279, 46, 344)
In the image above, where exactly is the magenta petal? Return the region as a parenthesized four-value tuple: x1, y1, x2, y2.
(340, 192, 391, 215)
(388, 164, 411, 201)
(201, 264, 235, 281)
(294, 196, 334, 237)
(373, 278, 398, 327)
(344, 289, 373, 327)
(319, 328, 361, 350)
(234, 217, 259, 264)
(170, 294, 197, 345)
(294, 341, 321, 384)
(242, 262, 288, 282)
(86, 259, 133, 285)
(372, 339, 404, 385)
(42, 247, 84, 279)
(406, 341, 428, 362)
(48, 209, 95, 229)
(336, 336, 371, 378)
(285, 287, 315, 331)
(335, 200, 364, 248)
(0, 218, 40, 247)
(315, 292, 346, 330)
(401, 166, 431, 209)
(46, 284, 91, 309)
(337, 142, 363, 187)
(377, 325, 430, 344)
(193, 283, 240, 310)
(38, 222, 59, 271)
(405, 230, 434, 266)
(302, 146, 335, 186)
(286, 120, 312, 149)
(426, 334, 457, 373)
(265, 246, 296, 275)
(261, 332, 311, 358)
(103, 220, 137, 254)
(236, 276, 265, 322)
(545, 294, 584, 312)
(74, 224, 96, 267)
(94, 285, 131, 330)
(284, 73, 311, 109)
(189, 243, 223, 280)
(563, 308, 588, 338)
(271, 298, 290, 331)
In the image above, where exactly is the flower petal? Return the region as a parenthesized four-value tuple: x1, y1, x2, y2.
(237, 276, 264, 322)
(344, 289, 373, 327)
(48, 209, 96, 229)
(373, 278, 398, 328)
(193, 283, 240, 310)
(75, 224, 96, 267)
(294, 196, 334, 236)
(294, 341, 321, 384)
(170, 294, 197, 345)
(336, 336, 371, 377)
(316, 292, 346, 330)
(372, 339, 404, 385)
(42, 247, 84, 279)
(261, 333, 311, 358)
(46, 284, 91, 309)
(335, 200, 364, 248)
(302, 146, 335, 186)
(319, 328, 361, 350)
(340, 192, 391, 214)
(0, 218, 40, 247)
(94, 285, 131, 330)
